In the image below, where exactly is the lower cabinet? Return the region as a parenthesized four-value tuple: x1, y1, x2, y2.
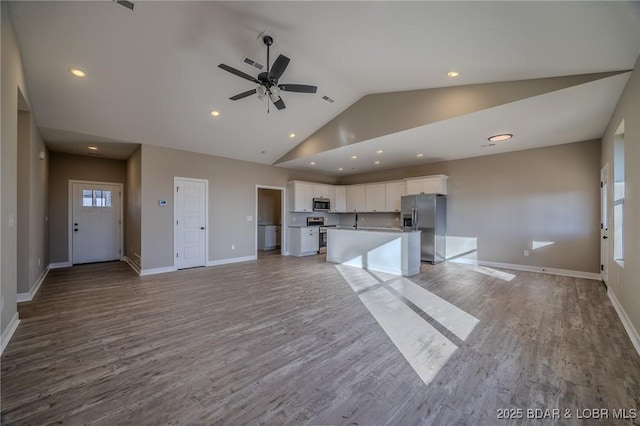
(258, 225, 278, 250)
(289, 226, 320, 257)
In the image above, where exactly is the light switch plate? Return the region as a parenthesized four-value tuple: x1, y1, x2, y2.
(246, 216, 253, 221)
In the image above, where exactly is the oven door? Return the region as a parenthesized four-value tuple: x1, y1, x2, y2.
(319, 229, 328, 253)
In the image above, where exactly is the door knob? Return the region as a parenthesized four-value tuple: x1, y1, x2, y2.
(200, 226, 206, 230)
(602, 236, 608, 239)
(74, 229, 78, 232)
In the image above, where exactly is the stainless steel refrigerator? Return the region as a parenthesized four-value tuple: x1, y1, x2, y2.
(401, 194, 446, 264)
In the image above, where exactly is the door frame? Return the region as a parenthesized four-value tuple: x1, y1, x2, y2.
(174, 177, 209, 270)
(68, 180, 124, 266)
(600, 164, 609, 284)
(255, 185, 287, 257)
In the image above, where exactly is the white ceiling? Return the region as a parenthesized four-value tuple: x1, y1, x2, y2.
(8, 1, 640, 175)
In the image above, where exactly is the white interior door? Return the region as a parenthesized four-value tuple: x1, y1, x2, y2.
(175, 178, 207, 269)
(72, 182, 122, 264)
(600, 164, 609, 284)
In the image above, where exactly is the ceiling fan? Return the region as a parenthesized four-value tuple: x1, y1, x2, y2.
(218, 34, 317, 111)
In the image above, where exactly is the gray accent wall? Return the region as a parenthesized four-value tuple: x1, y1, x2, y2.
(601, 55, 640, 338)
(339, 140, 601, 274)
(139, 144, 336, 271)
(48, 153, 127, 264)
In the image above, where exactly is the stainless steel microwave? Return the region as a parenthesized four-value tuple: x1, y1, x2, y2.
(313, 198, 330, 211)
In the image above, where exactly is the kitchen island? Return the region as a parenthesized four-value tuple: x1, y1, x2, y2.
(326, 228, 421, 276)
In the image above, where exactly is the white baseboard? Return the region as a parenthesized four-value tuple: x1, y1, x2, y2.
(608, 288, 640, 356)
(17, 266, 50, 303)
(49, 261, 72, 269)
(207, 255, 256, 267)
(122, 256, 141, 276)
(1, 312, 20, 354)
(140, 266, 176, 276)
(449, 258, 601, 281)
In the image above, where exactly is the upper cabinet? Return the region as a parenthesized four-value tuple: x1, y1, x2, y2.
(313, 184, 334, 203)
(405, 175, 448, 195)
(333, 186, 347, 213)
(365, 184, 386, 212)
(288, 181, 314, 212)
(385, 181, 406, 212)
(346, 185, 366, 212)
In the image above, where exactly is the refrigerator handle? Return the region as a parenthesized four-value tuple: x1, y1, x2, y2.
(412, 207, 418, 231)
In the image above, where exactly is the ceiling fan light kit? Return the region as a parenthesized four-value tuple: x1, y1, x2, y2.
(218, 34, 317, 112)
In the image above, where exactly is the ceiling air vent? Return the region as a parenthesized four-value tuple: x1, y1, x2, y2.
(113, 0, 135, 11)
(322, 95, 335, 103)
(242, 56, 264, 71)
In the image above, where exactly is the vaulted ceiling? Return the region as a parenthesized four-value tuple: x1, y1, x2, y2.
(8, 1, 640, 176)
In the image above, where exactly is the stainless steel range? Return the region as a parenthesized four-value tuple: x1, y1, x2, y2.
(306, 217, 335, 254)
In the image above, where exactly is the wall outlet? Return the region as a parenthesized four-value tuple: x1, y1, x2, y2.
(292, 217, 296, 222)
(38, 258, 41, 266)
(231, 244, 235, 250)
(524, 250, 529, 257)
(246, 216, 253, 222)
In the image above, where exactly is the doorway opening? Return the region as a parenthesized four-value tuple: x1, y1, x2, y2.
(256, 186, 285, 257)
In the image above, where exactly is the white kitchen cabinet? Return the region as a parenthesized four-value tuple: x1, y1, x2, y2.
(346, 185, 366, 212)
(365, 184, 386, 212)
(289, 226, 319, 257)
(313, 184, 334, 202)
(405, 175, 448, 195)
(385, 181, 407, 212)
(333, 186, 347, 212)
(288, 181, 314, 212)
(258, 225, 277, 250)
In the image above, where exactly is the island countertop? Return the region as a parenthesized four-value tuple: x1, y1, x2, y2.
(326, 228, 421, 276)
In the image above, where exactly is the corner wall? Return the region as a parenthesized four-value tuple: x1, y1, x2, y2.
(601, 54, 640, 349)
(125, 147, 142, 270)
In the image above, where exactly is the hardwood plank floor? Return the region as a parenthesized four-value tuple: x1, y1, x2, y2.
(2, 254, 639, 425)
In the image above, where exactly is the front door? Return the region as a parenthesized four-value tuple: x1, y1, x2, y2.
(72, 182, 122, 264)
(175, 178, 207, 269)
(600, 164, 609, 284)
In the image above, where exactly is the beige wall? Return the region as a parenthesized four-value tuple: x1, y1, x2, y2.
(2, 2, 32, 337)
(340, 140, 601, 273)
(16, 108, 49, 295)
(125, 147, 142, 268)
(48, 153, 127, 264)
(601, 55, 640, 337)
(140, 144, 335, 271)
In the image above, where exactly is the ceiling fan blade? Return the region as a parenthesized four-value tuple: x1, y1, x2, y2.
(229, 89, 257, 101)
(218, 64, 259, 83)
(278, 84, 317, 94)
(273, 97, 286, 110)
(269, 55, 290, 81)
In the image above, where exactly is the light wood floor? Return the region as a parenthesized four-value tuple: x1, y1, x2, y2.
(2, 254, 639, 425)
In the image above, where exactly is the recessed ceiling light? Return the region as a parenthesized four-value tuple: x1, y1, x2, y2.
(416, 153, 424, 158)
(310, 162, 316, 165)
(376, 149, 383, 154)
(210, 110, 220, 117)
(338, 167, 344, 171)
(350, 155, 357, 159)
(289, 133, 296, 138)
(68, 67, 86, 78)
(488, 133, 513, 142)
(447, 71, 460, 78)
(88, 146, 98, 150)
(374, 160, 380, 165)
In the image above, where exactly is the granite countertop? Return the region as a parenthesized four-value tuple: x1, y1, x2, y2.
(330, 226, 416, 233)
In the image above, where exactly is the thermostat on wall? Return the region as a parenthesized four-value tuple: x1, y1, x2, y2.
(158, 200, 167, 206)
